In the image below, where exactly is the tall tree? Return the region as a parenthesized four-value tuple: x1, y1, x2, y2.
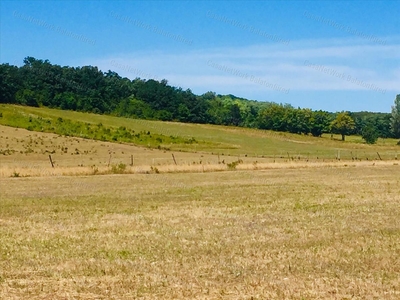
(229, 103, 242, 126)
(391, 94, 400, 138)
(257, 103, 289, 132)
(310, 110, 332, 137)
(330, 112, 355, 141)
(0, 64, 21, 103)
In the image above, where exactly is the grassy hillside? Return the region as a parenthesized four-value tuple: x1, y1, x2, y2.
(1, 104, 399, 161)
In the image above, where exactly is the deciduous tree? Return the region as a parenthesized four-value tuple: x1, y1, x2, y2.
(330, 112, 355, 141)
(391, 94, 400, 139)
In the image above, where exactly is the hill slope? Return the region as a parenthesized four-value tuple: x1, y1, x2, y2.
(1, 105, 398, 161)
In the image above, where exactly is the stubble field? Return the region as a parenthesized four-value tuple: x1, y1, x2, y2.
(1, 163, 399, 299)
(1, 106, 400, 299)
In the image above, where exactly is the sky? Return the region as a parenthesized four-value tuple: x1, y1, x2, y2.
(1, 0, 399, 113)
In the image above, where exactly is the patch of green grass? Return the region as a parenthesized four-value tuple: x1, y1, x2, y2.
(0, 105, 216, 150)
(110, 163, 127, 174)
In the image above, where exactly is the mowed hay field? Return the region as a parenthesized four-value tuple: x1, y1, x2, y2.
(0, 124, 398, 178)
(0, 124, 234, 177)
(1, 104, 400, 178)
(1, 165, 400, 299)
(0, 124, 308, 178)
(1, 105, 400, 299)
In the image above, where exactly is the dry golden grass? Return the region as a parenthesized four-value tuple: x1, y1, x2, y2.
(1, 164, 399, 299)
(2, 124, 398, 179)
(0, 124, 269, 174)
(2, 157, 398, 178)
(1, 121, 400, 299)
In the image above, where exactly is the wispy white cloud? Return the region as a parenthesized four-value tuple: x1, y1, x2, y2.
(87, 36, 400, 98)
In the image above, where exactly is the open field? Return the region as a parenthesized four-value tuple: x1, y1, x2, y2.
(0, 124, 304, 178)
(1, 105, 399, 161)
(1, 105, 400, 298)
(1, 124, 398, 178)
(1, 165, 399, 299)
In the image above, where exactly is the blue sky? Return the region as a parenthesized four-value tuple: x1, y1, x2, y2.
(1, 0, 399, 112)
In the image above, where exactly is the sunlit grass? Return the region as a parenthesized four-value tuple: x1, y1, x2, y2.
(1, 104, 399, 160)
(1, 165, 399, 298)
(1, 104, 399, 298)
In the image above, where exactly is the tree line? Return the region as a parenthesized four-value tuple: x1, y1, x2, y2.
(1, 57, 399, 143)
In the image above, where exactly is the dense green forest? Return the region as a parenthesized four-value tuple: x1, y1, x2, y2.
(0, 57, 398, 142)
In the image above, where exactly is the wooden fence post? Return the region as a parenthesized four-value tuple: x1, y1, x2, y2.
(108, 153, 112, 167)
(377, 152, 382, 160)
(172, 153, 177, 165)
(48, 155, 54, 168)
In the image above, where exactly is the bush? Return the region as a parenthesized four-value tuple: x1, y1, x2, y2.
(11, 171, 20, 178)
(91, 165, 99, 175)
(227, 159, 243, 170)
(111, 163, 127, 174)
(150, 166, 159, 174)
(362, 126, 379, 144)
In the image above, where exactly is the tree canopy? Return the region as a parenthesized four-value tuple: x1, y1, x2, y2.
(391, 94, 400, 138)
(330, 112, 355, 141)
